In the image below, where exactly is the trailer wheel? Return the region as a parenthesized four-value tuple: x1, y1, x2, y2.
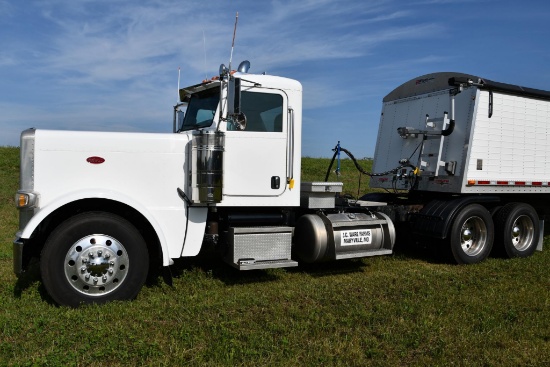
(450, 204, 494, 264)
(40, 212, 149, 307)
(494, 203, 539, 258)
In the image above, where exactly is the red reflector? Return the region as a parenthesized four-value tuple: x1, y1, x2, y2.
(497, 181, 508, 185)
(86, 156, 105, 164)
(532, 182, 542, 186)
(478, 181, 490, 185)
(514, 181, 526, 186)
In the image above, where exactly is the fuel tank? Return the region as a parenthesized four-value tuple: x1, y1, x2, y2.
(293, 212, 395, 263)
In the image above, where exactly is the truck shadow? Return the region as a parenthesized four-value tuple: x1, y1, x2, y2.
(391, 238, 452, 264)
(165, 244, 371, 286)
(17, 230, 546, 303)
(165, 246, 286, 286)
(12, 240, 451, 302)
(13, 259, 57, 305)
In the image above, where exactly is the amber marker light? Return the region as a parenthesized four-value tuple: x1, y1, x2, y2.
(15, 191, 38, 209)
(16, 193, 28, 208)
(289, 178, 295, 189)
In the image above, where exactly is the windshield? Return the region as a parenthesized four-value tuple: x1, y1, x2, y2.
(179, 87, 219, 131)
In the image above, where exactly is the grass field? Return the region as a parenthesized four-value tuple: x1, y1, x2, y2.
(1, 146, 549, 366)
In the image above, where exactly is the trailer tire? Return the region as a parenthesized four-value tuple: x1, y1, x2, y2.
(40, 212, 149, 307)
(449, 204, 494, 264)
(494, 203, 539, 258)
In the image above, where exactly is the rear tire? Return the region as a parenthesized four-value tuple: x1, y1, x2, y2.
(494, 203, 539, 258)
(449, 204, 494, 264)
(41, 212, 149, 307)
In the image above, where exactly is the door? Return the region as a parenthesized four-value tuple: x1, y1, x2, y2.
(223, 87, 289, 197)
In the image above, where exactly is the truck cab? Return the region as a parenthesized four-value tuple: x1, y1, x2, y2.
(13, 61, 395, 307)
(176, 67, 302, 207)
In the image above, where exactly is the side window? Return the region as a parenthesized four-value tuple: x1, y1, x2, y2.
(240, 92, 283, 132)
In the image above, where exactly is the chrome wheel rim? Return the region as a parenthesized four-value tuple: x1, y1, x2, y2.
(64, 234, 129, 296)
(460, 216, 487, 256)
(511, 215, 534, 251)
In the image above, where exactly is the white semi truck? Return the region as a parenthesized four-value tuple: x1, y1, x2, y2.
(14, 62, 547, 306)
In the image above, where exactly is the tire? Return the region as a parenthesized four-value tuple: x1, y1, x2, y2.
(449, 204, 494, 264)
(41, 212, 149, 307)
(494, 202, 539, 258)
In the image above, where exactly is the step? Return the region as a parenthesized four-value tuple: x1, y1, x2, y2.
(335, 249, 393, 260)
(228, 259, 299, 271)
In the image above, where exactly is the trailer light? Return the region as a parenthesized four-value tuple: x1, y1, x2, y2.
(477, 181, 490, 185)
(467, 180, 475, 186)
(533, 182, 543, 186)
(15, 191, 38, 209)
(497, 181, 508, 185)
(514, 181, 526, 186)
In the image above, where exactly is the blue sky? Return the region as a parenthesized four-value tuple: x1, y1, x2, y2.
(1, 0, 549, 157)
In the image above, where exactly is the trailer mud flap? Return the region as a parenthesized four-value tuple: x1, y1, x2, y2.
(411, 196, 499, 239)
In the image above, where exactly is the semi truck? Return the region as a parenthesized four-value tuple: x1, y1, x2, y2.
(14, 61, 548, 307)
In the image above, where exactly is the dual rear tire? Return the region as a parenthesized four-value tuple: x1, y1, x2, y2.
(449, 202, 539, 264)
(493, 202, 540, 258)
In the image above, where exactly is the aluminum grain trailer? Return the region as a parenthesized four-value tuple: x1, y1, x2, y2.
(369, 72, 550, 263)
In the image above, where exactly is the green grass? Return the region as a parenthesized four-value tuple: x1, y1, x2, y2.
(301, 156, 374, 199)
(1, 146, 549, 366)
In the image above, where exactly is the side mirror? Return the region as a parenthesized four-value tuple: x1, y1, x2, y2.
(176, 110, 185, 132)
(227, 77, 241, 115)
(173, 104, 185, 133)
(226, 77, 243, 130)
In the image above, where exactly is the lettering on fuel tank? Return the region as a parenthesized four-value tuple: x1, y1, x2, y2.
(340, 229, 372, 246)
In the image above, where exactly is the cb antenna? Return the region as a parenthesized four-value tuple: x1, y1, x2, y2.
(177, 66, 181, 104)
(228, 12, 239, 73)
(202, 30, 208, 81)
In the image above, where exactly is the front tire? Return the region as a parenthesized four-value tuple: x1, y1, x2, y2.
(494, 203, 539, 258)
(450, 204, 494, 264)
(41, 212, 149, 307)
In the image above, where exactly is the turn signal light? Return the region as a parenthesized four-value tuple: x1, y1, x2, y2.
(16, 193, 28, 208)
(15, 191, 38, 209)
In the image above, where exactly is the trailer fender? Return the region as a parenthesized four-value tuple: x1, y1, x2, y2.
(411, 196, 500, 239)
(20, 189, 173, 266)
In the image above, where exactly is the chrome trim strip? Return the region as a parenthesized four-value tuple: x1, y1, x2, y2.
(18, 129, 36, 232)
(20, 128, 35, 191)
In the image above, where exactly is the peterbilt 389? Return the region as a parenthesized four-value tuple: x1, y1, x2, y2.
(14, 61, 547, 306)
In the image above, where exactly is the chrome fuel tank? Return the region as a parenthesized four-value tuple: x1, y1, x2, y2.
(293, 211, 395, 263)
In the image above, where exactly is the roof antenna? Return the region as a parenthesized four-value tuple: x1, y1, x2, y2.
(202, 30, 208, 81)
(177, 66, 181, 104)
(228, 12, 238, 72)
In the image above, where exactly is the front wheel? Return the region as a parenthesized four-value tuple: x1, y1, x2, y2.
(449, 204, 494, 264)
(41, 212, 149, 307)
(494, 203, 539, 258)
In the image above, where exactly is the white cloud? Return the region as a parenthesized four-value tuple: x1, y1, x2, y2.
(6, 0, 547, 158)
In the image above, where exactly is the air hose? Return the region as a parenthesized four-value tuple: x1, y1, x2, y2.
(324, 145, 416, 182)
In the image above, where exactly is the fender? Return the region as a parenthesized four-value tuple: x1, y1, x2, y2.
(20, 189, 207, 266)
(410, 196, 500, 239)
